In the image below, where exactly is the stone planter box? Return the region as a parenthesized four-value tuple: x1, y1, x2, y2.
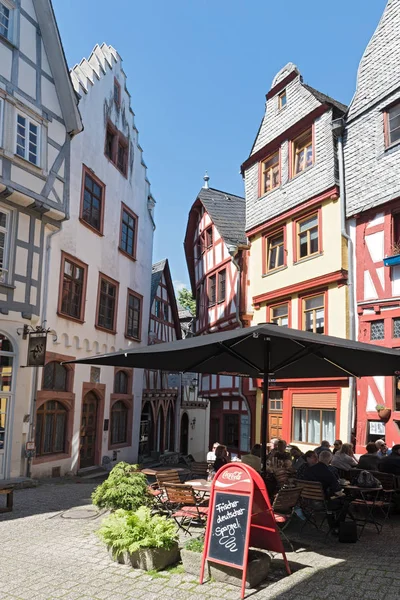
(181, 548, 209, 577)
(130, 544, 180, 571)
(209, 550, 272, 589)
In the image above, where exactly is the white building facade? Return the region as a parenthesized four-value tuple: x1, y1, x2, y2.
(31, 43, 155, 477)
(0, 0, 82, 480)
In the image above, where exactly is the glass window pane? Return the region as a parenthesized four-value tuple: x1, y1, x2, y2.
(308, 410, 321, 444)
(293, 409, 306, 441)
(393, 318, 400, 338)
(305, 295, 324, 310)
(322, 411, 336, 442)
(371, 320, 384, 340)
(299, 215, 318, 232)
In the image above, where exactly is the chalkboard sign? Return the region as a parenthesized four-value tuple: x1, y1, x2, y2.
(208, 492, 250, 567)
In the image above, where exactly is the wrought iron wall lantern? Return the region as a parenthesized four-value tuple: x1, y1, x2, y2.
(190, 417, 196, 430)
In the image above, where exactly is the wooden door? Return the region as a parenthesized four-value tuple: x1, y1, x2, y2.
(80, 392, 97, 468)
(268, 413, 283, 441)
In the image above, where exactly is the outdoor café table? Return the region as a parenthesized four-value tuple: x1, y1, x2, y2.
(183, 479, 211, 494)
(141, 466, 190, 477)
(344, 485, 383, 538)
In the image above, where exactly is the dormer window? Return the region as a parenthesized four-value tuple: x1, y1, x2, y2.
(205, 226, 213, 248)
(385, 102, 400, 147)
(292, 128, 313, 176)
(278, 90, 287, 109)
(261, 152, 279, 194)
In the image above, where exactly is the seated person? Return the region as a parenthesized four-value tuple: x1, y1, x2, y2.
(308, 451, 349, 530)
(213, 444, 229, 472)
(269, 440, 291, 462)
(308, 451, 343, 497)
(331, 443, 358, 471)
(241, 444, 262, 472)
(379, 444, 400, 475)
(376, 439, 392, 458)
(358, 442, 381, 471)
(207, 442, 220, 463)
(314, 440, 332, 456)
(290, 446, 306, 471)
(333, 439, 343, 454)
(296, 450, 318, 480)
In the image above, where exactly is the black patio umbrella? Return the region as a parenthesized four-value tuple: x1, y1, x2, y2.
(65, 323, 400, 473)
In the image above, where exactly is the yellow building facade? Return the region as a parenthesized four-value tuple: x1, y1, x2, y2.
(242, 63, 351, 451)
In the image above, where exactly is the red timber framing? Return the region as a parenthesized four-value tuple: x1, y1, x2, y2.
(355, 201, 400, 452)
(140, 259, 181, 459)
(184, 193, 256, 456)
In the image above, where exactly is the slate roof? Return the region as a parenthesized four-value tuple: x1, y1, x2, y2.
(302, 84, 348, 115)
(197, 187, 247, 246)
(151, 259, 166, 304)
(177, 303, 193, 320)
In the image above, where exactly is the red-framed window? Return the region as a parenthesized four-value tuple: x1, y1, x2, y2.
(80, 166, 105, 235)
(125, 289, 142, 341)
(384, 101, 400, 148)
(96, 273, 119, 333)
(104, 120, 128, 177)
(268, 301, 290, 327)
(114, 78, 121, 106)
(260, 151, 280, 196)
(300, 291, 326, 334)
(291, 127, 313, 177)
(263, 228, 285, 274)
(58, 252, 88, 323)
(293, 208, 322, 263)
(208, 274, 216, 306)
(119, 204, 138, 259)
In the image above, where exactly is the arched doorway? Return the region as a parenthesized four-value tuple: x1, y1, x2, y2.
(0, 334, 14, 479)
(139, 401, 154, 458)
(80, 392, 98, 468)
(180, 412, 189, 455)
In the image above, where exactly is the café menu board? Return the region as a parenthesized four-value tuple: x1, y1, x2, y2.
(208, 492, 250, 568)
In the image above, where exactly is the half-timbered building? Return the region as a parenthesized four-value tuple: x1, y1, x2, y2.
(31, 43, 155, 477)
(184, 178, 256, 457)
(139, 260, 182, 461)
(344, 0, 400, 452)
(0, 0, 82, 480)
(242, 64, 351, 450)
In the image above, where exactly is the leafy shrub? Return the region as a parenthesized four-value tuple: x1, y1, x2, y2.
(184, 536, 204, 553)
(92, 462, 151, 511)
(97, 507, 179, 556)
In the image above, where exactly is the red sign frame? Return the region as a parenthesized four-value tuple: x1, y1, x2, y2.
(200, 463, 290, 599)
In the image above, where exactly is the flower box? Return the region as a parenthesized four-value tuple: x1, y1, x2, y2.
(383, 255, 400, 267)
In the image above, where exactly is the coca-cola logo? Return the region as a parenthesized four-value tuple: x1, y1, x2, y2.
(222, 471, 242, 481)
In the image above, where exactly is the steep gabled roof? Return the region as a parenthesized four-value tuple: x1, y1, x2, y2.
(184, 186, 247, 294)
(150, 259, 182, 340)
(197, 187, 247, 247)
(33, 0, 82, 135)
(302, 84, 348, 115)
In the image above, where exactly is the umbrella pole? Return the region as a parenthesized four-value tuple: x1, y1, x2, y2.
(261, 337, 270, 477)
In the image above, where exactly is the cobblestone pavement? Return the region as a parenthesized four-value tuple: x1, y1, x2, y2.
(1, 479, 400, 600)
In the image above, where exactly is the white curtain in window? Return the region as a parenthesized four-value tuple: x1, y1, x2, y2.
(322, 411, 336, 443)
(308, 410, 320, 444)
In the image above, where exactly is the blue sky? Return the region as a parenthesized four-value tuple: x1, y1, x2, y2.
(53, 0, 387, 292)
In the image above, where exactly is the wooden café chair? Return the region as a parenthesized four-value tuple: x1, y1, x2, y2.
(164, 483, 209, 534)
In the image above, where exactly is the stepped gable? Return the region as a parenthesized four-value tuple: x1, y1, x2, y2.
(70, 43, 152, 189)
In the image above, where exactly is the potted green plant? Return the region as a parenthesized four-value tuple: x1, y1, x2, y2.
(376, 404, 391, 422)
(92, 462, 152, 511)
(181, 536, 208, 576)
(97, 507, 180, 571)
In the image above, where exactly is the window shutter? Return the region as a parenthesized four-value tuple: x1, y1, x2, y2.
(292, 392, 337, 409)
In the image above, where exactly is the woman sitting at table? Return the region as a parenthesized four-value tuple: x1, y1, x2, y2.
(331, 443, 358, 471)
(213, 445, 229, 472)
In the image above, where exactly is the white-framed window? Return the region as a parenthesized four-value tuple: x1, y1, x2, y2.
(16, 113, 40, 166)
(0, 205, 11, 284)
(0, 97, 4, 147)
(0, 0, 14, 42)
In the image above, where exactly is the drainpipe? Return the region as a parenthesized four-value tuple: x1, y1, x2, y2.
(228, 244, 252, 453)
(332, 118, 356, 444)
(26, 225, 59, 477)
